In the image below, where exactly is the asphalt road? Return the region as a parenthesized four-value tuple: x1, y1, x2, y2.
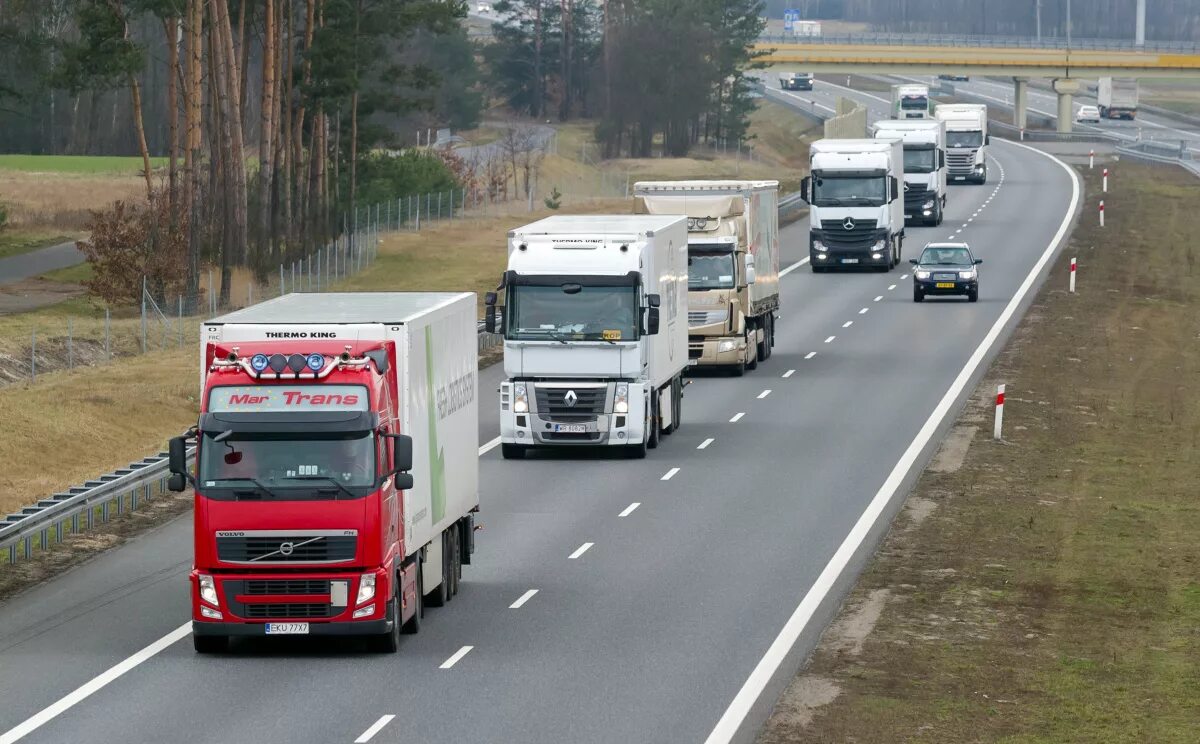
(0, 240, 83, 287)
(0, 87, 1080, 744)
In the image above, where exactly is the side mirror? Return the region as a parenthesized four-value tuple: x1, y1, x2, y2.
(800, 176, 810, 203)
(985, 135, 991, 145)
(168, 435, 189, 493)
(168, 473, 186, 492)
(394, 473, 414, 491)
(647, 293, 661, 308)
(908, 258, 918, 265)
(888, 176, 899, 202)
(939, 150, 946, 168)
(645, 307, 661, 336)
(390, 434, 413, 473)
(974, 258, 983, 265)
(485, 304, 498, 334)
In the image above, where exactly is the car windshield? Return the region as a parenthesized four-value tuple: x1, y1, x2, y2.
(921, 247, 972, 265)
(507, 282, 639, 342)
(688, 247, 736, 290)
(946, 131, 983, 148)
(199, 431, 377, 500)
(811, 175, 887, 207)
(903, 148, 936, 174)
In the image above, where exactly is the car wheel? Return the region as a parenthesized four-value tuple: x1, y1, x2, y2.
(913, 288, 924, 303)
(968, 289, 979, 303)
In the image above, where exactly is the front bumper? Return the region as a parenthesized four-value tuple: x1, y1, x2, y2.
(500, 383, 648, 446)
(915, 277, 977, 295)
(193, 618, 391, 637)
(810, 249, 890, 268)
(688, 335, 748, 367)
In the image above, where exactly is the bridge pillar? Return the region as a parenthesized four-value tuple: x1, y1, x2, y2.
(1013, 77, 1029, 130)
(1052, 78, 1082, 134)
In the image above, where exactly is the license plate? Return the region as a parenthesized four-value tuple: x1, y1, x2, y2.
(688, 359, 700, 366)
(265, 622, 309, 635)
(904, 214, 913, 219)
(554, 424, 587, 433)
(936, 282, 956, 288)
(954, 176, 966, 181)
(840, 258, 859, 264)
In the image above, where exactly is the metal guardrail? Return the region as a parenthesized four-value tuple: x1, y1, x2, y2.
(758, 33, 1200, 53)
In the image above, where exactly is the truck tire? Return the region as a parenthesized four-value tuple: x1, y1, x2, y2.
(811, 264, 825, 274)
(647, 393, 660, 450)
(756, 314, 772, 362)
(745, 326, 759, 371)
(401, 564, 422, 635)
(626, 439, 648, 459)
(671, 376, 683, 433)
(424, 533, 450, 608)
(193, 634, 227, 654)
(449, 525, 461, 597)
(501, 443, 526, 460)
(368, 595, 401, 653)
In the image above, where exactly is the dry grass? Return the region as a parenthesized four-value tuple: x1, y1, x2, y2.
(760, 161, 1200, 743)
(0, 170, 146, 231)
(0, 348, 197, 518)
(1139, 80, 1200, 117)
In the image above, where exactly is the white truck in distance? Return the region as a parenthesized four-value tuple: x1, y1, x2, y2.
(485, 215, 689, 459)
(891, 84, 931, 119)
(801, 138, 906, 273)
(633, 180, 780, 375)
(779, 72, 814, 91)
(871, 119, 948, 226)
(935, 103, 989, 184)
(1097, 77, 1138, 120)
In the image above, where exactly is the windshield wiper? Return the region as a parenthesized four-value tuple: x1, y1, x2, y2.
(211, 477, 282, 500)
(288, 475, 357, 500)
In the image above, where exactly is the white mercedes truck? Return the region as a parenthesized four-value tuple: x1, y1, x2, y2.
(891, 84, 931, 119)
(871, 119, 947, 226)
(485, 215, 689, 459)
(633, 180, 780, 375)
(935, 103, 989, 184)
(801, 138, 905, 273)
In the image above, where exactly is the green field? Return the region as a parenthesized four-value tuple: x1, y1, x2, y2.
(0, 154, 169, 175)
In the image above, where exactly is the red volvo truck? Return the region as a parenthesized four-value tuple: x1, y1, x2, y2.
(168, 292, 479, 653)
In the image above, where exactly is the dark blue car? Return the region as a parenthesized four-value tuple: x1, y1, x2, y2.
(910, 243, 982, 303)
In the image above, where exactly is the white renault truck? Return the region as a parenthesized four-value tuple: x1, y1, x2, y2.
(485, 215, 689, 459)
(872, 119, 947, 226)
(801, 138, 905, 273)
(891, 84, 931, 119)
(935, 103, 989, 184)
(633, 180, 780, 375)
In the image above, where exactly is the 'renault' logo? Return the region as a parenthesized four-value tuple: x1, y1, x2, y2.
(842, 217, 856, 231)
(564, 390, 578, 407)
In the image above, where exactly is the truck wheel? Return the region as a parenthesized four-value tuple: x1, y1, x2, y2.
(662, 377, 678, 435)
(424, 534, 450, 608)
(647, 393, 660, 450)
(671, 376, 683, 433)
(811, 264, 825, 274)
(757, 314, 772, 361)
(745, 327, 759, 371)
(626, 440, 648, 459)
(449, 525, 461, 597)
(501, 443, 526, 460)
(368, 595, 401, 653)
(193, 634, 227, 654)
(401, 565, 422, 635)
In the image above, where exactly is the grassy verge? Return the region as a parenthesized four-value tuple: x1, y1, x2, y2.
(0, 154, 169, 174)
(0, 228, 75, 260)
(759, 160, 1200, 742)
(1138, 79, 1200, 118)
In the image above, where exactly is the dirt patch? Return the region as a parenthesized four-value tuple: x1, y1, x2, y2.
(758, 159, 1200, 741)
(928, 424, 977, 473)
(759, 676, 842, 739)
(0, 279, 86, 316)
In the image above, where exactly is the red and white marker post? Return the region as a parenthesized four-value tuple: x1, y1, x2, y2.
(1089, 149, 1095, 169)
(1069, 257, 1077, 293)
(994, 384, 1006, 440)
(1099, 200, 1105, 227)
(1103, 167, 1109, 192)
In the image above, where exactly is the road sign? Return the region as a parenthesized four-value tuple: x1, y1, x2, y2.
(784, 9, 798, 34)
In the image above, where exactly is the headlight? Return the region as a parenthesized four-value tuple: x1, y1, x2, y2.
(513, 383, 528, 413)
(352, 605, 375, 619)
(959, 270, 977, 280)
(812, 240, 826, 251)
(873, 240, 886, 250)
(922, 200, 935, 210)
(614, 383, 629, 414)
(915, 270, 931, 280)
(718, 339, 736, 353)
(198, 574, 219, 606)
(356, 573, 377, 605)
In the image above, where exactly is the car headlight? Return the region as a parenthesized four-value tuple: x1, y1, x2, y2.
(915, 270, 931, 280)
(922, 200, 935, 210)
(812, 240, 826, 251)
(513, 383, 528, 413)
(356, 573, 377, 605)
(614, 383, 629, 414)
(717, 339, 736, 353)
(198, 574, 219, 607)
(959, 270, 977, 280)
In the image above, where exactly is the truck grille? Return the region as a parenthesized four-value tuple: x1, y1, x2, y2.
(242, 579, 330, 595)
(688, 341, 704, 359)
(947, 150, 978, 175)
(688, 310, 726, 327)
(903, 185, 931, 209)
(535, 386, 606, 416)
(818, 218, 880, 250)
(216, 535, 357, 563)
(244, 603, 334, 619)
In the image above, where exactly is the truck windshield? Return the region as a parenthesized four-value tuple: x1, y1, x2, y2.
(811, 175, 886, 207)
(688, 247, 736, 290)
(199, 431, 377, 500)
(946, 131, 983, 148)
(900, 96, 927, 110)
(507, 283, 639, 342)
(903, 148, 937, 174)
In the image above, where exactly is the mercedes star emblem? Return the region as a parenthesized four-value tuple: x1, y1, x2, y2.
(564, 390, 578, 407)
(842, 217, 856, 231)
(903, 182, 910, 191)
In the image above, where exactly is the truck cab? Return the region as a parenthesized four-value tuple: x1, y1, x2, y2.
(935, 103, 989, 184)
(871, 119, 948, 226)
(892, 84, 931, 120)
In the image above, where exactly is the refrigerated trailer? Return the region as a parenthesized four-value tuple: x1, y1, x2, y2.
(169, 292, 480, 653)
(1098, 77, 1138, 120)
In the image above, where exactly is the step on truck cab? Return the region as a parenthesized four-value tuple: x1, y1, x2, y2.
(168, 292, 479, 654)
(871, 119, 948, 226)
(935, 103, 989, 184)
(485, 215, 689, 460)
(802, 138, 906, 273)
(633, 180, 780, 375)
(891, 84, 931, 120)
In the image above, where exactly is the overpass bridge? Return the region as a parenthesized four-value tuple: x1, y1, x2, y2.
(755, 34, 1200, 133)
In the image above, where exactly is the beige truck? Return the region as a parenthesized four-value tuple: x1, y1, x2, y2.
(633, 180, 780, 375)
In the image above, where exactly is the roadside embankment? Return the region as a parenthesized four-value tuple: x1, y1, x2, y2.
(759, 159, 1200, 741)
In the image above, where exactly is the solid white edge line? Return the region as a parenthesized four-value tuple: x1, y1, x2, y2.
(618, 502, 641, 518)
(479, 436, 501, 455)
(0, 623, 192, 744)
(701, 140, 1081, 744)
(439, 645, 474, 669)
(729, 412, 746, 423)
(568, 542, 594, 560)
(779, 257, 811, 278)
(355, 715, 397, 743)
(698, 438, 715, 449)
(509, 589, 539, 609)
(661, 467, 681, 481)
